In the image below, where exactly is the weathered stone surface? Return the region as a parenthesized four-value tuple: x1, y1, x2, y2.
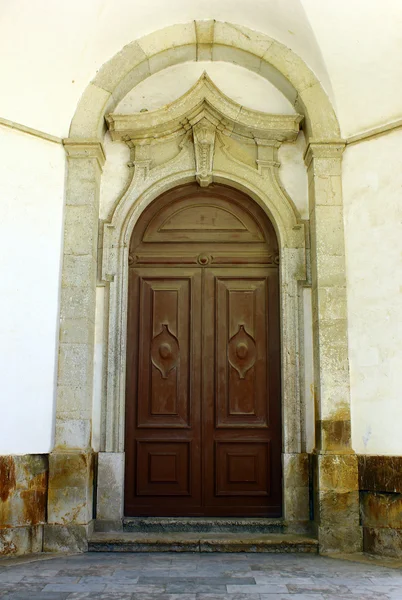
(47, 452, 94, 528)
(43, 523, 90, 553)
(361, 492, 402, 529)
(363, 526, 402, 558)
(88, 531, 318, 553)
(0, 456, 47, 529)
(96, 452, 124, 522)
(0, 525, 43, 556)
(358, 455, 402, 493)
(0, 455, 48, 556)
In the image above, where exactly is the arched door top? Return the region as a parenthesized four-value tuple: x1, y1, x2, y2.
(130, 183, 279, 267)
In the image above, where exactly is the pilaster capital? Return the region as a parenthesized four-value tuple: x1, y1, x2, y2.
(63, 137, 106, 169)
(303, 140, 346, 169)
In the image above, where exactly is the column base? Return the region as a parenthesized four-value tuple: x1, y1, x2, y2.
(43, 522, 93, 553)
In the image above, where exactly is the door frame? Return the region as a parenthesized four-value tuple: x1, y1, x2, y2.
(96, 169, 310, 530)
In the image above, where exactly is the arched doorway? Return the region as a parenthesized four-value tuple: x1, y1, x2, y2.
(124, 183, 281, 517)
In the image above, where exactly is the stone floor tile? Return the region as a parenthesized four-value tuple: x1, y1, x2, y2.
(287, 583, 350, 595)
(227, 584, 288, 593)
(66, 594, 133, 600)
(0, 574, 24, 583)
(0, 594, 70, 600)
(104, 583, 166, 592)
(197, 595, 261, 600)
(166, 584, 228, 593)
(66, 595, 133, 600)
(43, 584, 106, 593)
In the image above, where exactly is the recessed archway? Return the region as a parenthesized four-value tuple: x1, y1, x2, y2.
(47, 21, 362, 556)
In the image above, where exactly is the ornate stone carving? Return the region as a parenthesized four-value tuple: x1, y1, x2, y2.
(192, 119, 216, 187)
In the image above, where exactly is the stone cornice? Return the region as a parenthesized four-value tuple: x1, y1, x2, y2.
(106, 73, 303, 145)
(63, 138, 106, 168)
(303, 140, 346, 168)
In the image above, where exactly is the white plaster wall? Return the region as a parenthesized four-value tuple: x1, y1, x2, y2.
(0, 0, 329, 137)
(343, 129, 402, 455)
(0, 127, 65, 454)
(302, 0, 402, 137)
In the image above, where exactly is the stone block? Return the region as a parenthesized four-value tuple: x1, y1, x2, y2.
(295, 83, 340, 141)
(43, 523, 90, 553)
(310, 175, 343, 206)
(48, 452, 93, 489)
(214, 22, 273, 58)
(112, 59, 151, 106)
(96, 452, 124, 521)
(55, 419, 91, 450)
(317, 454, 358, 492)
(58, 342, 93, 388)
(358, 455, 402, 493)
(266, 40, 317, 93)
(312, 206, 345, 257)
(138, 22, 196, 57)
(59, 318, 95, 346)
(316, 419, 352, 452)
(0, 525, 43, 556)
(360, 492, 402, 529)
(0, 456, 48, 530)
(148, 45, 196, 76)
(63, 204, 98, 256)
(62, 255, 97, 288)
(315, 286, 347, 321)
(212, 45, 262, 76)
(93, 41, 148, 94)
(56, 384, 91, 418)
(48, 452, 94, 526)
(69, 83, 111, 138)
(363, 526, 402, 558)
(312, 254, 347, 288)
(195, 20, 215, 45)
(60, 284, 96, 321)
(66, 161, 101, 207)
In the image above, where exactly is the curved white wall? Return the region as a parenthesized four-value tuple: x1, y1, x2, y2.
(343, 129, 402, 455)
(0, 127, 65, 454)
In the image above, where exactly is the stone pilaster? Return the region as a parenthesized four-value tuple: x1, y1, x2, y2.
(305, 142, 362, 553)
(45, 139, 105, 552)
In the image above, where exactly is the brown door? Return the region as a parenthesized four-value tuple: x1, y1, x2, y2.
(125, 184, 282, 517)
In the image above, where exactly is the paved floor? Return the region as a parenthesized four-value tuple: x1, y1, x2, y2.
(1, 552, 402, 599)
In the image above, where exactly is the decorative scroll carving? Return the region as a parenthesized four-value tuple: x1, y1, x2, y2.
(151, 324, 179, 379)
(193, 119, 216, 187)
(228, 325, 257, 379)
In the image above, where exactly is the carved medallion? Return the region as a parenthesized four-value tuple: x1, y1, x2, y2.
(228, 325, 257, 379)
(151, 324, 180, 378)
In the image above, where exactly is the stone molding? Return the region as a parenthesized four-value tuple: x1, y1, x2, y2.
(63, 138, 106, 169)
(52, 20, 362, 554)
(69, 21, 340, 142)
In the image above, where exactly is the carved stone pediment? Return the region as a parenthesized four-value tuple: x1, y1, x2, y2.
(105, 72, 303, 185)
(192, 118, 216, 187)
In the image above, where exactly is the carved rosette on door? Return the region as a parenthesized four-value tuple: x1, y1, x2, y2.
(228, 325, 257, 380)
(151, 324, 180, 379)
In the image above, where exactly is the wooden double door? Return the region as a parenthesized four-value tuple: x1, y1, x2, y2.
(125, 184, 282, 517)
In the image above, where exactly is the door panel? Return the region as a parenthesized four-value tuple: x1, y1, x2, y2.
(125, 268, 202, 515)
(203, 268, 281, 516)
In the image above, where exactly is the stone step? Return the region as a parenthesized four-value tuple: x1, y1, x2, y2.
(89, 532, 318, 553)
(123, 517, 285, 534)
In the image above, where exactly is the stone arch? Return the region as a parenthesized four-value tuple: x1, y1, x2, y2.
(69, 21, 340, 142)
(49, 20, 361, 556)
